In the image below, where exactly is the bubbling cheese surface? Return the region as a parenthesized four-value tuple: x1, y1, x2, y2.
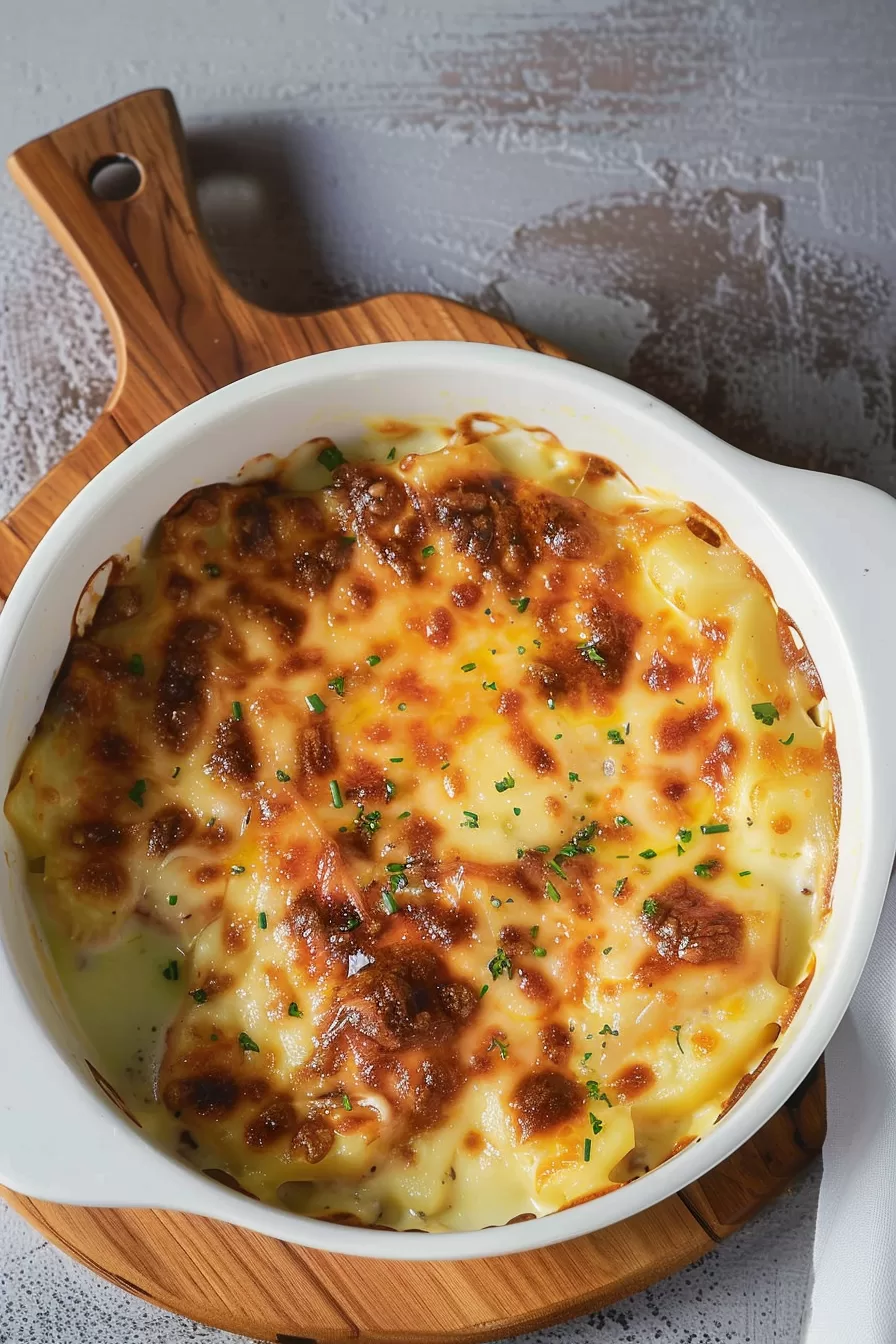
(5, 414, 839, 1232)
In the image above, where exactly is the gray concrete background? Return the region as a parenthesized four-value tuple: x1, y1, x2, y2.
(1, 1, 894, 1339)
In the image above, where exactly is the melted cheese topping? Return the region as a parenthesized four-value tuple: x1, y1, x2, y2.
(5, 414, 840, 1232)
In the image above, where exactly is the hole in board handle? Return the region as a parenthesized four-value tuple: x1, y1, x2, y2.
(88, 154, 143, 202)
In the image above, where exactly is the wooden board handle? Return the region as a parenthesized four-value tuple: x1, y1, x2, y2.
(7, 88, 254, 430)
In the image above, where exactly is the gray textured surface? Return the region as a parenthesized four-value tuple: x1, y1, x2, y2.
(1, 0, 894, 1339)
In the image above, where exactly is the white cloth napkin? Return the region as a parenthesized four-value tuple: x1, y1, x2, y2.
(806, 866, 896, 1342)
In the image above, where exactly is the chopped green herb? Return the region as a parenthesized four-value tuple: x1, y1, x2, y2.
(355, 807, 382, 834)
(482, 680, 497, 691)
(366, 654, 381, 667)
(533, 638, 542, 647)
(554, 733, 562, 740)
(167, 893, 178, 905)
(341, 1093, 352, 1111)
(488, 947, 512, 979)
(257, 911, 268, 930)
(317, 444, 345, 471)
(607, 728, 624, 744)
(162, 960, 179, 981)
(548, 857, 566, 879)
(171, 766, 180, 779)
(751, 701, 780, 725)
(578, 642, 606, 665)
(638, 848, 657, 860)
(488, 1036, 509, 1059)
(398, 810, 411, 819)
(780, 732, 795, 746)
(517, 645, 526, 655)
(613, 877, 628, 899)
(190, 988, 207, 1004)
(421, 544, 436, 558)
(386, 446, 397, 461)
(642, 898, 659, 916)
(490, 896, 502, 908)
(545, 880, 562, 903)
(494, 773, 515, 793)
(672, 1024, 684, 1053)
(568, 771, 580, 782)
(701, 823, 730, 835)
(513, 806, 521, 817)
(231, 701, 242, 721)
(128, 778, 147, 808)
(384, 779, 396, 802)
(327, 676, 345, 697)
(583, 1137, 592, 1162)
(677, 828, 692, 844)
(344, 913, 362, 930)
(390, 756, 404, 763)
(589, 1112, 603, 1135)
(585, 1080, 612, 1106)
(202, 563, 220, 577)
(546, 697, 556, 710)
(602, 946, 612, 956)
(341, 535, 356, 547)
(207, 816, 216, 828)
(231, 865, 245, 875)
(276, 769, 291, 782)
(535, 845, 551, 853)
(441, 762, 450, 770)
(599, 1024, 618, 1037)
(461, 810, 480, 829)
(479, 984, 489, 998)
(461, 662, 476, 672)
(533, 946, 547, 957)
(329, 779, 344, 809)
(128, 653, 144, 676)
(739, 869, 752, 877)
(288, 1002, 302, 1017)
(615, 815, 632, 827)
(397, 702, 407, 711)
(382, 890, 399, 915)
(305, 693, 326, 714)
(694, 862, 715, 878)
(510, 596, 530, 613)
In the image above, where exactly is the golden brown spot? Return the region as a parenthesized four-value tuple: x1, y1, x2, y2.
(405, 900, 476, 948)
(73, 857, 127, 904)
(293, 1120, 335, 1164)
(639, 876, 743, 971)
(686, 516, 722, 548)
(509, 1070, 584, 1142)
(245, 1097, 298, 1149)
(539, 1023, 572, 1065)
(612, 1062, 655, 1099)
(91, 732, 136, 766)
(691, 1029, 718, 1056)
(516, 964, 554, 1004)
(224, 918, 250, 954)
(643, 650, 686, 692)
(463, 1129, 485, 1154)
(663, 778, 689, 802)
(194, 865, 221, 885)
(208, 717, 259, 783)
(147, 806, 194, 856)
(298, 719, 337, 778)
(92, 584, 142, 629)
(156, 617, 219, 752)
(348, 579, 377, 611)
(423, 606, 454, 647)
(164, 1072, 239, 1120)
(772, 815, 792, 835)
(450, 582, 482, 608)
(657, 704, 720, 753)
(701, 730, 741, 798)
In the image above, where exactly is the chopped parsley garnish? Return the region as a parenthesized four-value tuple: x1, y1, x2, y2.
(568, 771, 580, 783)
(701, 823, 729, 835)
(751, 701, 780, 725)
(613, 877, 628, 899)
(461, 810, 480, 829)
(533, 946, 547, 957)
(607, 728, 624, 744)
(694, 862, 715, 878)
(128, 778, 147, 808)
(482, 680, 497, 691)
(488, 1036, 509, 1059)
(355, 807, 382, 834)
(327, 676, 345, 697)
(615, 815, 632, 827)
(739, 869, 752, 877)
(461, 662, 476, 672)
(305, 693, 326, 714)
(488, 947, 512, 979)
(366, 654, 381, 666)
(386, 446, 397, 461)
(162, 960, 179, 981)
(583, 1137, 592, 1162)
(258, 912, 267, 930)
(638, 848, 657, 860)
(128, 653, 144, 676)
(288, 1002, 302, 1017)
(578, 642, 606, 665)
(202, 563, 220, 577)
(231, 701, 242, 721)
(545, 880, 562, 903)
(677, 828, 693, 844)
(672, 1024, 684, 1053)
(479, 984, 489, 998)
(585, 1080, 612, 1106)
(589, 1112, 603, 1135)
(398, 810, 411, 819)
(382, 890, 399, 915)
(642, 898, 659, 916)
(535, 845, 550, 853)
(341, 1093, 352, 1111)
(494, 773, 515, 793)
(317, 443, 345, 471)
(599, 1024, 618, 1037)
(421, 544, 436, 558)
(207, 816, 216, 827)
(513, 806, 521, 816)
(517, 645, 526, 655)
(329, 780, 344, 809)
(510, 596, 530, 612)
(441, 762, 450, 770)
(190, 988, 207, 1004)
(390, 756, 404, 763)
(780, 732, 795, 746)
(231, 865, 245, 875)
(167, 893, 178, 905)
(276, 769, 291, 782)
(602, 946, 612, 955)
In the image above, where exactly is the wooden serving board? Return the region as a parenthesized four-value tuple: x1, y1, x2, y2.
(1, 88, 826, 1344)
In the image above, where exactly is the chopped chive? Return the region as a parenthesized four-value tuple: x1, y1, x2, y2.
(545, 880, 562, 903)
(276, 769, 291, 782)
(461, 810, 480, 829)
(366, 654, 381, 666)
(547, 858, 566, 879)
(479, 984, 489, 998)
(171, 766, 180, 779)
(488, 947, 512, 979)
(258, 911, 268, 930)
(677, 844, 685, 856)
(162, 960, 179, 981)
(568, 771, 580, 783)
(583, 1137, 592, 1162)
(694, 862, 715, 878)
(202, 563, 220, 577)
(482, 680, 497, 691)
(751, 701, 780, 725)
(701, 822, 729, 834)
(602, 946, 612, 956)
(510, 596, 530, 612)
(207, 816, 216, 828)
(441, 762, 450, 770)
(642, 898, 659, 916)
(677, 828, 692, 844)
(780, 732, 795, 746)
(329, 780, 344, 809)
(355, 807, 381, 834)
(327, 676, 345, 697)
(231, 701, 242, 721)
(231, 865, 245, 875)
(615, 815, 632, 827)
(513, 806, 521, 817)
(190, 988, 207, 1004)
(607, 728, 624, 744)
(386, 446, 397, 461)
(672, 1024, 684, 1053)
(517, 645, 526, 655)
(533, 946, 547, 958)
(128, 778, 147, 808)
(341, 1093, 353, 1110)
(599, 1024, 618, 1036)
(495, 773, 515, 793)
(421, 545, 436, 558)
(344, 913, 361, 930)
(390, 756, 404, 763)
(488, 1036, 509, 1059)
(534, 844, 550, 853)
(128, 653, 144, 676)
(461, 662, 476, 672)
(398, 810, 411, 819)
(638, 848, 657, 860)
(317, 444, 345, 471)
(578, 642, 606, 665)
(167, 893, 178, 906)
(613, 878, 628, 899)
(305, 693, 326, 714)
(382, 890, 399, 915)
(589, 1112, 603, 1135)
(288, 1002, 302, 1017)
(739, 869, 752, 877)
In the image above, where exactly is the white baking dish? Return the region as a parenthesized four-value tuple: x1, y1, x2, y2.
(2, 341, 895, 1262)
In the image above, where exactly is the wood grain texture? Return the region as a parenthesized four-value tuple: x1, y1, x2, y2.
(0, 88, 825, 1342)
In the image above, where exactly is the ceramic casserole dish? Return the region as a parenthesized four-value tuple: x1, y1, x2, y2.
(1, 341, 895, 1262)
